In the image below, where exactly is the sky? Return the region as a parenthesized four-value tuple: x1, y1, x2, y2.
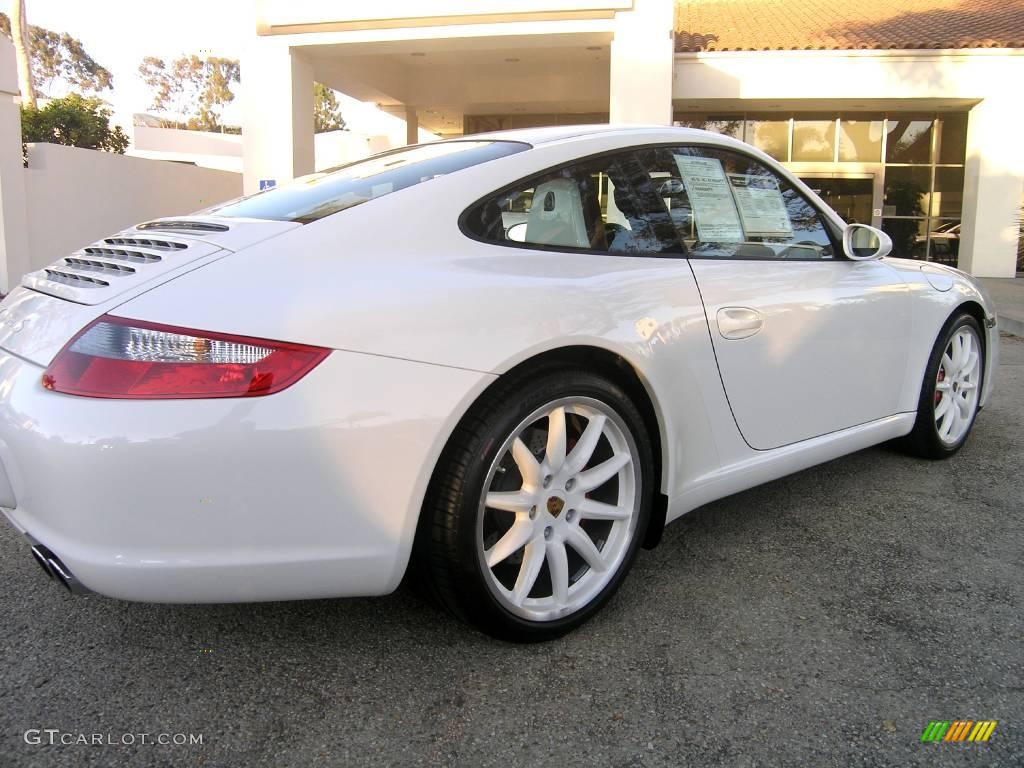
(24, 0, 252, 129)
(20, 0, 407, 138)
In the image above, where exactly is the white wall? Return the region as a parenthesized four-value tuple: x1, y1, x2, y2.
(130, 125, 243, 173)
(242, 0, 663, 192)
(609, 0, 674, 124)
(133, 125, 243, 157)
(22, 143, 241, 272)
(314, 129, 374, 170)
(256, 0, 632, 30)
(132, 124, 388, 174)
(242, 45, 315, 195)
(0, 36, 29, 292)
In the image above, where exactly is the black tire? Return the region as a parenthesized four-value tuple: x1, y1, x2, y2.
(413, 368, 654, 642)
(901, 312, 984, 459)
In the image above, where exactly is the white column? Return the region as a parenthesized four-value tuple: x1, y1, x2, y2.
(959, 94, 1024, 278)
(242, 43, 315, 195)
(609, 0, 675, 125)
(0, 37, 29, 292)
(405, 107, 418, 146)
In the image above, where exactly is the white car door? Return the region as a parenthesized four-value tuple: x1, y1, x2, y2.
(649, 144, 912, 450)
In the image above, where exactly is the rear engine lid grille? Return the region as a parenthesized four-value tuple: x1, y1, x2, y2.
(62, 257, 137, 276)
(23, 229, 221, 305)
(43, 269, 110, 288)
(103, 237, 187, 250)
(136, 220, 231, 234)
(18, 216, 300, 306)
(82, 246, 162, 264)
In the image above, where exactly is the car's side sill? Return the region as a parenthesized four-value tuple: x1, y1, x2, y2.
(666, 413, 917, 522)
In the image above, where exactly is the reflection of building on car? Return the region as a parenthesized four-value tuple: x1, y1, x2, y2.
(914, 221, 960, 265)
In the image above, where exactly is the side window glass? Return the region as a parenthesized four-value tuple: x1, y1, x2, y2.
(463, 152, 683, 255)
(654, 146, 835, 260)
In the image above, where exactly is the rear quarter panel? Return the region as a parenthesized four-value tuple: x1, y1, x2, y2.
(108, 139, 749, 502)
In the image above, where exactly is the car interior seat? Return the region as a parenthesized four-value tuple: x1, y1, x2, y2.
(525, 178, 590, 248)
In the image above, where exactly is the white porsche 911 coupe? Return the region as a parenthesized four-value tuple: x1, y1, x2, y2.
(0, 126, 999, 641)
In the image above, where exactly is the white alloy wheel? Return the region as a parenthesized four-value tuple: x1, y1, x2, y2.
(934, 325, 982, 446)
(477, 397, 642, 623)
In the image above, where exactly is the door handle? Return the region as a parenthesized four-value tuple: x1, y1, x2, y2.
(716, 306, 764, 340)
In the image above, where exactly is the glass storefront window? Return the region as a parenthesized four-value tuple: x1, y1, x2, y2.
(838, 119, 883, 162)
(745, 118, 789, 161)
(792, 119, 836, 161)
(674, 115, 744, 140)
(885, 118, 933, 164)
(936, 113, 968, 165)
(923, 219, 961, 266)
(882, 218, 928, 260)
(932, 167, 965, 218)
(883, 166, 930, 217)
(670, 110, 970, 265)
(1019, 190, 1024, 273)
(799, 176, 874, 224)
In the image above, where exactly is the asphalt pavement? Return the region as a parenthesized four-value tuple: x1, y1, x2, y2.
(1, 335, 1022, 767)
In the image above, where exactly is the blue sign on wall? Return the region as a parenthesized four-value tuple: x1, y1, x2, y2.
(259, 179, 277, 191)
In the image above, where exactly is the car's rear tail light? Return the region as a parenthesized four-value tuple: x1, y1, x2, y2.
(42, 315, 329, 399)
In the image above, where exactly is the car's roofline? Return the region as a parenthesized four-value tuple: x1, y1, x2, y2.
(432, 124, 761, 160)
(464, 124, 744, 147)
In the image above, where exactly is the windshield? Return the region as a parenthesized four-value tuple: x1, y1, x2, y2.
(209, 140, 529, 224)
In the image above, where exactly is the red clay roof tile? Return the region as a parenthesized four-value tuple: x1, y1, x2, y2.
(675, 0, 1024, 51)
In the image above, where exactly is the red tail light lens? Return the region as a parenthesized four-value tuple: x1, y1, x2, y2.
(42, 315, 330, 399)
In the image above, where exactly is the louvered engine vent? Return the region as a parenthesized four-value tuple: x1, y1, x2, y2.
(20, 226, 224, 306)
(39, 235, 190, 291)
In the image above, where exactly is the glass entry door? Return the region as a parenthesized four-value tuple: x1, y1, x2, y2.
(798, 175, 877, 225)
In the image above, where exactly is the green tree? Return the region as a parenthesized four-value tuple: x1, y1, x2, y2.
(138, 55, 240, 132)
(0, 12, 113, 97)
(21, 93, 129, 157)
(314, 82, 346, 133)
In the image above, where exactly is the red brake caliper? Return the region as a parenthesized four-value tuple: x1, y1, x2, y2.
(935, 368, 945, 405)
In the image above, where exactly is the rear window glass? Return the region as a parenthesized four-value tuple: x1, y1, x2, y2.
(209, 140, 529, 224)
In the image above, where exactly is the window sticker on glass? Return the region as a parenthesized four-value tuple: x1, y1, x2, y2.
(673, 155, 744, 242)
(727, 174, 793, 238)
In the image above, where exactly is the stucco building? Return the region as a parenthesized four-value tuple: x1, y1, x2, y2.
(243, 0, 1024, 277)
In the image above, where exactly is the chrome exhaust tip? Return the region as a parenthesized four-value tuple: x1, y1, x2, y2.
(27, 540, 90, 595)
(30, 545, 55, 580)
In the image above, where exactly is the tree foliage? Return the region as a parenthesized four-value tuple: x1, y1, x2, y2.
(314, 83, 346, 133)
(0, 12, 113, 96)
(21, 93, 129, 156)
(138, 55, 240, 132)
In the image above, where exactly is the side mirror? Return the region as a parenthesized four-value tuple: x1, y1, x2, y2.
(843, 223, 892, 261)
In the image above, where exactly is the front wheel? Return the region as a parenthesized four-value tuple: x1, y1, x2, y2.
(902, 312, 984, 459)
(415, 369, 653, 642)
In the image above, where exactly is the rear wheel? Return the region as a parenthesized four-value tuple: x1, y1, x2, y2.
(902, 312, 984, 459)
(415, 369, 653, 642)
